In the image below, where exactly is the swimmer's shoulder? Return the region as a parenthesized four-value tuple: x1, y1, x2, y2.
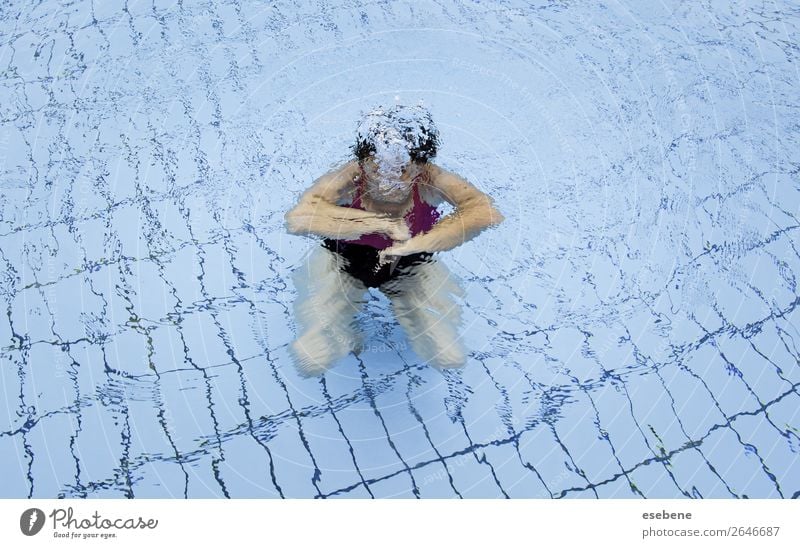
(304, 160, 361, 204)
(417, 162, 446, 206)
(421, 162, 486, 206)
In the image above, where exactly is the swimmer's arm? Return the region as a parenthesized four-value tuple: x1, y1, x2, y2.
(381, 164, 504, 257)
(285, 161, 410, 241)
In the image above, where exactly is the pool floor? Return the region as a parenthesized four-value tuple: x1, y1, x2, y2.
(0, 0, 798, 498)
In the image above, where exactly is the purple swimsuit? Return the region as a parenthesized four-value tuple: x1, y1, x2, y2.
(342, 173, 440, 249)
(321, 170, 440, 288)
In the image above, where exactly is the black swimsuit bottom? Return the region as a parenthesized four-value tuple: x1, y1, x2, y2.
(322, 239, 432, 289)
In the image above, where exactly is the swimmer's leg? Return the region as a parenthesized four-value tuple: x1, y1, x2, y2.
(290, 247, 368, 376)
(382, 258, 467, 369)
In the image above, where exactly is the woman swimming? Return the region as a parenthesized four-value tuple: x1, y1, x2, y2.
(285, 104, 504, 376)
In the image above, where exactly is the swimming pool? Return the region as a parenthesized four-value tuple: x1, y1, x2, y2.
(0, 0, 798, 498)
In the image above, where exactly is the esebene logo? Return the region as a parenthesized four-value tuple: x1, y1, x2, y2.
(19, 506, 158, 540)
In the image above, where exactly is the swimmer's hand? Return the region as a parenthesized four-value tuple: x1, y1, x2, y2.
(381, 218, 411, 242)
(378, 240, 417, 265)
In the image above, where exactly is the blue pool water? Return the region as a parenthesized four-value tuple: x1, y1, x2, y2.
(0, 0, 798, 498)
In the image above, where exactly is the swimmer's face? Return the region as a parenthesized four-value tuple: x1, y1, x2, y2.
(362, 157, 423, 202)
